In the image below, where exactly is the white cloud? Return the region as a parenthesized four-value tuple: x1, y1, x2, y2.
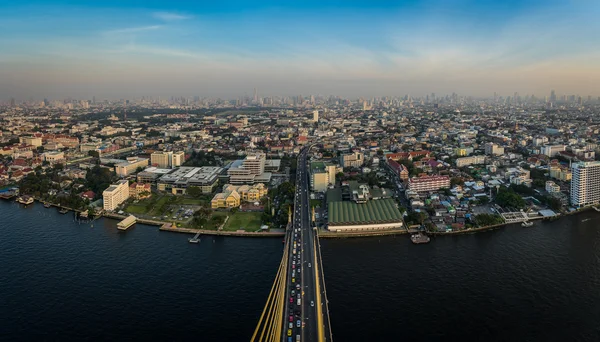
(153, 12, 192, 21)
(103, 25, 163, 35)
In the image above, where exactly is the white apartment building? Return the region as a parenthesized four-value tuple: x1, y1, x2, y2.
(456, 155, 486, 167)
(115, 157, 149, 177)
(103, 180, 130, 211)
(571, 161, 600, 207)
(484, 143, 504, 156)
(541, 144, 566, 157)
(545, 181, 561, 193)
(151, 151, 185, 168)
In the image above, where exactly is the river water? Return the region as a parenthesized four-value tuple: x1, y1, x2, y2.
(2, 200, 600, 341)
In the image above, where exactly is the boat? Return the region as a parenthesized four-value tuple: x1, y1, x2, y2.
(59, 208, 69, 214)
(521, 221, 534, 227)
(44, 202, 52, 208)
(410, 232, 430, 244)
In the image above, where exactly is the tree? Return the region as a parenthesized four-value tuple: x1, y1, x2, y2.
(36, 146, 44, 153)
(474, 213, 504, 226)
(377, 149, 384, 156)
(187, 186, 202, 197)
(495, 189, 526, 209)
(477, 196, 490, 205)
(450, 177, 464, 187)
(88, 150, 100, 159)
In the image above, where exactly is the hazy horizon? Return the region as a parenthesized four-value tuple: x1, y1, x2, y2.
(1, 0, 599, 100)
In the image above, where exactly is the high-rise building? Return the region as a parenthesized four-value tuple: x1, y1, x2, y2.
(310, 162, 336, 192)
(312, 110, 319, 122)
(103, 180, 130, 211)
(571, 161, 600, 207)
(151, 151, 184, 168)
(340, 151, 363, 168)
(484, 143, 504, 156)
(10, 98, 15, 107)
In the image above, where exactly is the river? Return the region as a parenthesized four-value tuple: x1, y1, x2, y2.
(2, 200, 600, 341)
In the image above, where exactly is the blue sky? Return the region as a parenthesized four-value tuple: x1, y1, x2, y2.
(1, 0, 599, 100)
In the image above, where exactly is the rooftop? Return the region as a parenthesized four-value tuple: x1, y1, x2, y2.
(328, 198, 403, 225)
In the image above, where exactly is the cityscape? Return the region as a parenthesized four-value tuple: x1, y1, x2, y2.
(3, 0, 600, 341)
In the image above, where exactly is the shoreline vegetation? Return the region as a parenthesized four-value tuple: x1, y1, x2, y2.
(4, 196, 597, 239)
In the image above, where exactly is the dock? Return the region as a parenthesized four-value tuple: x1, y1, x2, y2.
(117, 215, 137, 230)
(189, 231, 201, 243)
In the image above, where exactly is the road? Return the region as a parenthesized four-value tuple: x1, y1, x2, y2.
(282, 145, 332, 342)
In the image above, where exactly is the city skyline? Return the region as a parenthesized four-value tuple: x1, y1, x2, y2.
(1, 0, 600, 99)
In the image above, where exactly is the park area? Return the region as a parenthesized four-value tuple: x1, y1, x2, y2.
(124, 194, 264, 231)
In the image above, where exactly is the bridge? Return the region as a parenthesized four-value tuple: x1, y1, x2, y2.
(252, 146, 333, 342)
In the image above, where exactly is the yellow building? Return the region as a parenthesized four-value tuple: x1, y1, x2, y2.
(549, 165, 572, 181)
(454, 148, 468, 157)
(211, 190, 241, 209)
(211, 183, 267, 209)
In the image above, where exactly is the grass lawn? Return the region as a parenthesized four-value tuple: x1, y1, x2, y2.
(125, 204, 148, 214)
(180, 198, 205, 205)
(223, 212, 262, 231)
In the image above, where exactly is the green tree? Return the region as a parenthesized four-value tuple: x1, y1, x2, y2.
(495, 189, 526, 209)
(187, 186, 202, 197)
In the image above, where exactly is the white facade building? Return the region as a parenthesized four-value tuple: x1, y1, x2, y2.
(103, 180, 130, 211)
(571, 161, 600, 207)
(541, 145, 566, 157)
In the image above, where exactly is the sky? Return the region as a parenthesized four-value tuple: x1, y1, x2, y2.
(1, 0, 599, 100)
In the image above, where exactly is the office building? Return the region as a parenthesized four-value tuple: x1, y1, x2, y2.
(310, 162, 336, 192)
(114, 157, 149, 177)
(571, 161, 600, 207)
(151, 151, 185, 168)
(103, 180, 130, 211)
(227, 153, 272, 184)
(312, 110, 319, 122)
(158, 166, 222, 194)
(19, 136, 42, 147)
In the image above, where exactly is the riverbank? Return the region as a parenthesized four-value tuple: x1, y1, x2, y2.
(5, 196, 599, 240)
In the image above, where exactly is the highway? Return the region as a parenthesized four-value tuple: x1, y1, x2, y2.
(281, 145, 332, 342)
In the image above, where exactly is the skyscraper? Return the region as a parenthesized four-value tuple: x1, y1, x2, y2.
(550, 90, 556, 103)
(571, 161, 600, 207)
(253, 88, 258, 103)
(10, 97, 15, 107)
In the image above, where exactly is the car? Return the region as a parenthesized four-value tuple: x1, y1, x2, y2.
(288, 337, 293, 342)
(288, 329, 292, 337)
(296, 320, 301, 327)
(289, 315, 293, 322)
(311, 301, 314, 307)
(291, 290, 295, 296)
(308, 263, 311, 268)
(292, 265, 295, 269)
(289, 322, 293, 329)
(296, 284, 300, 290)
(290, 297, 293, 303)
(292, 278, 295, 283)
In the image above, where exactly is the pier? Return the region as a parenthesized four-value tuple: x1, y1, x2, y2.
(188, 231, 201, 243)
(117, 215, 137, 230)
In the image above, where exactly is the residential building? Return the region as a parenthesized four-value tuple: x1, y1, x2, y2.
(102, 180, 130, 211)
(407, 175, 450, 192)
(310, 162, 336, 192)
(484, 143, 504, 156)
(456, 155, 486, 167)
(19, 136, 42, 147)
(549, 164, 572, 181)
(115, 157, 149, 177)
(545, 181, 560, 193)
(340, 151, 363, 168)
(571, 161, 600, 207)
(151, 151, 185, 168)
(541, 144, 566, 157)
(157, 166, 222, 194)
